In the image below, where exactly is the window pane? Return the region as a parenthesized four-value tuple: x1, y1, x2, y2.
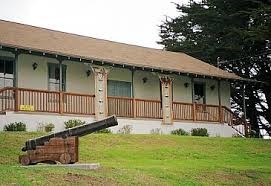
(0, 78, 4, 88)
(55, 67, 60, 80)
(5, 74, 14, 79)
(194, 83, 205, 104)
(48, 65, 54, 78)
(62, 66, 66, 85)
(55, 83, 60, 91)
(49, 83, 60, 91)
(48, 63, 66, 91)
(62, 83, 66, 92)
(5, 60, 13, 75)
(49, 83, 54, 91)
(0, 60, 4, 78)
(48, 64, 59, 80)
(108, 80, 131, 97)
(49, 78, 57, 84)
(195, 84, 204, 97)
(4, 78, 13, 87)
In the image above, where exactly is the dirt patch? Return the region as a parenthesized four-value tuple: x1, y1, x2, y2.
(38, 172, 118, 186)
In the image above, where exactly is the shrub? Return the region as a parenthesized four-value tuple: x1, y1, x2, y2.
(64, 119, 86, 129)
(150, 128, 163, 135)
(171, 128, 189, 136)
(94, 128, 112, 134)
(117, 125, 132, 134)
(4, 122, 26, 131)
(191, 128, 209, 137)
(37, 123, 55, 132)
(44, 123, 55, 132)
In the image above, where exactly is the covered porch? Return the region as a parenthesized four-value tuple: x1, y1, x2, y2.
(0, 45, 250, 136)
(0, 86, 249, 135)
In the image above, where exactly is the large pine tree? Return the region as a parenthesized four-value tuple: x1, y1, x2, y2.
(159, 0, 271, 135)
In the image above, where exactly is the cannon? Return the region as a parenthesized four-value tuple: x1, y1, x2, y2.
(19, 115, 118, 165)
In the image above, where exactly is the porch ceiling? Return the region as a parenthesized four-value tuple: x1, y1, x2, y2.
(0, 19, 241, 80)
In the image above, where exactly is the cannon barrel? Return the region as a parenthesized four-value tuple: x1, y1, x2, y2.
(22, 115, 118, 152)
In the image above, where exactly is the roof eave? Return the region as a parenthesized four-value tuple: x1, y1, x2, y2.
(0, 42, 245, 82)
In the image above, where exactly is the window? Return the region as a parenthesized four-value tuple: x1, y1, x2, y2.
(48, 63, 66, 91)
(0, 59, 14, 88)
(194, 82, 206, 104)
(108, 80, 131, 97)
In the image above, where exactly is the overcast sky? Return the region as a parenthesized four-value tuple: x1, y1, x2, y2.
(0, 0, 188, 49)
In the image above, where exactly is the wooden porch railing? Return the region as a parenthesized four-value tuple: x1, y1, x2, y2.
(0, 87, 95, 115)
(108, 96, 134, 117)
(0, 87, 15, 111)
(0, 87, 250, 136)
(135, 98, 162, 119)
(222, 106, 250, 137)
(172, 102, 193, 120)
(172, 102, 219, 122)
(108, 97, 162, 119)
(195, 104, 220, 122)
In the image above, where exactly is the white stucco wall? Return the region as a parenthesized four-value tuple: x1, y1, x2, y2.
(193, 78, 231, 107)
(133, 70, 160, 100)
(17, 54, 51, 90)
(221, 81, 231, 108)
(63, 60, 94, 94)
(0, 51, 231, 107)
(204, 79, 219, 105)
(108, 68, 161, 100)
(16, 54, 95, 94)
(173, 75, 192, 103)
(108, 67, 132, 82)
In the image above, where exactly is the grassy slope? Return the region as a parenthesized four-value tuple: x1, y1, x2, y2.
(0, 132, 271, 185)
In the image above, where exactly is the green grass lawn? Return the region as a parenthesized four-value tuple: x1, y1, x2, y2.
(0, 132, 271, 185)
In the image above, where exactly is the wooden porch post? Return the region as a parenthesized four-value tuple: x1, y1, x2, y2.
(59, 92, 63, 114)
(159, 76, 173, 124)
(132, 70, 136, 118)
(191, 78, 196, 121)
(92, 66, 110, 120)
(58, 59, 63, 114)
(59, 59, 63, 91)
(14, 52, 19, 111)
(242, 84, 248, 137)
(218, 80, 223, 123)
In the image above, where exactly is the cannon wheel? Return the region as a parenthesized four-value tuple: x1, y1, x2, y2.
(19, 155, 30, 166)
(59, 153, 71, 164)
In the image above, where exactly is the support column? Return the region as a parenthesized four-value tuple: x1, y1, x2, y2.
(218, 80, 223, 123)
(14, 52, 19, 88)
(132, 70, 136, 118)
(58, 59, 63, 114)
(242, 84, 248, 137)
(59, 59, 63, 91)
(159, 76, 173, 124)
(14, 52, 19, 112)
(191, 78, 196, 121)
(92, 66, 109, 120)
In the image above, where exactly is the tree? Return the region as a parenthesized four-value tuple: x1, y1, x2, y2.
(159, 0, 271, 136)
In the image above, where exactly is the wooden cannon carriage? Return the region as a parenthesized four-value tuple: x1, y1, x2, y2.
(19, 116, 118, 165)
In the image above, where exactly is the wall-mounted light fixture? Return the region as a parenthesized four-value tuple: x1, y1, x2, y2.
(184, 82, 189, 88)
(32, 62, 38, 70)
(142, 77, 148, 84)
(210, 85, 215, 90)
(86, 70, 91, 77)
